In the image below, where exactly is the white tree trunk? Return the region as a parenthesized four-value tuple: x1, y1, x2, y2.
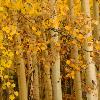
(51, 43, 62, 100)
(50, 1, 62, 100)
(81, 0, 98, 100)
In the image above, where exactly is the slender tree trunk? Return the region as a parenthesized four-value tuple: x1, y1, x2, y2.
(69, 0, 83, 100)
(71, 45, 83, 100)
(51, 43, 62, 100)
(26, 50, 40, 100)
(14, 13, 28, 100)
(40, 1, 53, 98)
(42, 34, 52, 100)
(81, 0, 98, 100)
(50, 1, 62, 100)
(93, 0, 100, 40)
(0, 86, 3, 100)
(25, 21, 40, 100)
(93, 0, 100, 99)
(15, 34, 28, 100)
(32, 51, 40, 100)
(42, 61, 52, 100)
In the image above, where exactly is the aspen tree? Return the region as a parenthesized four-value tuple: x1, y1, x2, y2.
(69, 0, 82, 100)
(26, 47, 40, 100)
(93, 0, 100, 40)
(93, 0, 100, 99)
(32, 51, 40, 100)
(14, 12, 28, 100)
(39, 1, 52, 99)
(81, 0, 98, 99)
(50, 0, 62, 100)
(42, 36, 52, 100)
(25, 22, 40, 100)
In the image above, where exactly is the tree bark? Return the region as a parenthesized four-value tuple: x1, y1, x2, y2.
(50, 1, 62, 100)
(42, 34, 52, 100)
(93, 0, 100, 99)
(69, 0, 83, 100)
(81, 0, 98, 99)
(15, 34, 28, 100)
(14, 13, 28, 100)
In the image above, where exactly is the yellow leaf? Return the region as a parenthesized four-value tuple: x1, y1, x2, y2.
(6, 82, 11, 87)
(8, 36, 13, 40)
(2, 26, 10, 33)
(9, 32, 15, 36)
(8, 52, 14, 58)
(2, 83, 6, 90)
(0, 67, 4, 71)
(11, 83, 16, 88)
(1, 59, 6, 66)
(4, 75, 9, 79)
(16, 51, 19, 55)
(6, 60, 12, 68)
(0, 7, 5, 12)
(66, 60, 71, 65)
(70, 71, 75, 79)
(40, 45, 47, 51)
(14, 91, 18, 96)
(77, 34, 84, 39)
(9, 94, 15, 100)
(35, 31, 41, 36)
(53, 17, 59, 28)
(32, 26, 36, 31)
(65, 25, 71, 31)
(0, 31, 3, 42)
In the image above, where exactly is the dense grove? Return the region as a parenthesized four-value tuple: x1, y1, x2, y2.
(0, 0, 100, 100)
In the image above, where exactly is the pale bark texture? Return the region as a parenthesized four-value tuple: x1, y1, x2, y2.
(69, 0, 82, 100)
(51, 43, 62, 100)
(81, 0, 98, 100)
(15, 34, 28, 100)
(71, 45, 83, 100)
(93, 0, 100, 100)
(50, 0, 62, 100)
(14, 13, 28, 100)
